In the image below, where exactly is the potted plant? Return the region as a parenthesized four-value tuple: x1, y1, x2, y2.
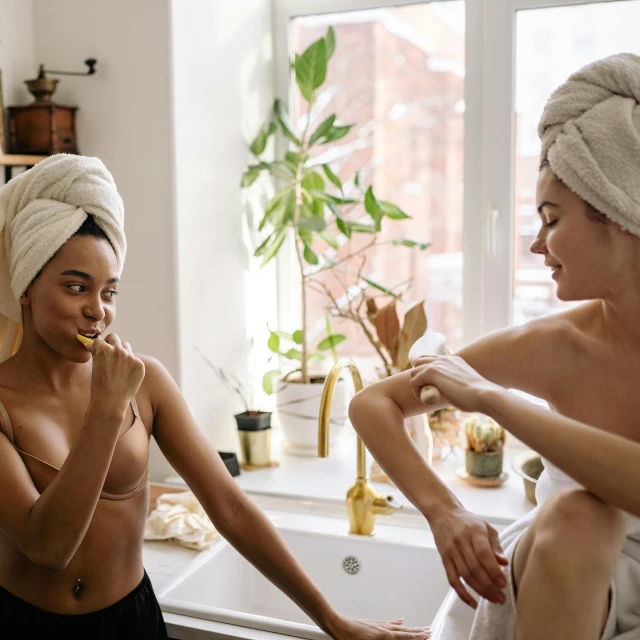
(428, 406, 462, 460)
(196, 348, 272, 468)
(262, 318, 348, 454)
(242, 27, 429, 453)
(464, 415, 506, 478)
(331, 296, 434, 481)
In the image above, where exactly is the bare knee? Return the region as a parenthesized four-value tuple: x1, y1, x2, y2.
(530, 490, 625, 575)
(538, 490, 625, 543)
(514, 492, 622, 640)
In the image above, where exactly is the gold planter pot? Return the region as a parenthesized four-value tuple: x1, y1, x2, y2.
(512, 451, 544, 505)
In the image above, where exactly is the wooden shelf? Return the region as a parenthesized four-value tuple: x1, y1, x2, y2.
(0, 154, 49, 184)
(0, 154, 48, 167)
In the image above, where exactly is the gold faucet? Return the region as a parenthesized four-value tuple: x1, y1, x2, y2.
(318, 358, 402, 536)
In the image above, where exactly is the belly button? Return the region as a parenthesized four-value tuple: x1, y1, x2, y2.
(73, 578, 83, 598)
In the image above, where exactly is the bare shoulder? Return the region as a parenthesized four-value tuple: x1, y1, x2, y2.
(133, 354, 181, 431)
(131, 355, 233, 498)
(457, 303, 589, 398)
(136, 354, 173, 383)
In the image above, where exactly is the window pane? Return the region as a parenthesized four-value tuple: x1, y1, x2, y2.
(292, 2, 465, 377)
(513, 0, 640, 326)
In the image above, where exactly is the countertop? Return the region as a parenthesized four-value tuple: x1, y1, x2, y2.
(165, 429, 535, 526)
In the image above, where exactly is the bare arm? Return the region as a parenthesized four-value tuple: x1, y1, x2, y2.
(350, 323, 551, 517)
(409, 354, 640, 517)
(484, 387, 640, 516)
(348, 323, 553, 607)
(0, 403, 127, 571)
(148, 356, 430, 639)
(0, 334, 144, 571)
(349, 372, 460, 517)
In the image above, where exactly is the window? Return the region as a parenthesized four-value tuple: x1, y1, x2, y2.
(275, 0, 640, 354)
(513, 0, 640, 325)
(281, 2, 465, 376)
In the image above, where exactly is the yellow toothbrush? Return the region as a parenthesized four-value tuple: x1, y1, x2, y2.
(77, 333, 94, 345)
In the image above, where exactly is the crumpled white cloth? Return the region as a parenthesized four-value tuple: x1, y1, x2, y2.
(431, 460, 640, 639)
(539, 52, 640, 237)
(144, 492, 219, 551)
(0, 153, 126, 362)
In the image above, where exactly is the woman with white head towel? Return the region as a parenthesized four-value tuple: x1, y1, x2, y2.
(0, 154, 433, 639)
(349, 52, 640, 639)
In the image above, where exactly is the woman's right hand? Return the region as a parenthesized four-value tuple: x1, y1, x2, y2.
(429, 505, 508, 609)
(85, 333, 146, 412)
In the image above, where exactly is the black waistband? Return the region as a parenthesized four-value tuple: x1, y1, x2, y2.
(0, 571, 153, 623)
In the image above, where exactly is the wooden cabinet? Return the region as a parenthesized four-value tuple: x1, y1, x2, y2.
(8, 104, 78, 155)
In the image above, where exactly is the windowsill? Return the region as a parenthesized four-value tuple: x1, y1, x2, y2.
(165, 429, 534, 526)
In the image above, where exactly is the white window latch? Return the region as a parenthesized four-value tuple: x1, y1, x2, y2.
(487, 207, 499, 257)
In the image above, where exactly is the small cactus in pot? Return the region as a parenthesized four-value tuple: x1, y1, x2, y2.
(464, 415, 506, 478)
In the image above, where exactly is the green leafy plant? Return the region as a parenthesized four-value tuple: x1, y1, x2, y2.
(242, 27, 429, 386)
(262, 313, 344, 394)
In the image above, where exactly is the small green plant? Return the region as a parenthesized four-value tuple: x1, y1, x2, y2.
(464, 416, 506, 454)
(262, 314, 343, 394)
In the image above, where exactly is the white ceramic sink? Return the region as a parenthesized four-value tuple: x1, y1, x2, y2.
(159, 511, 448, 639)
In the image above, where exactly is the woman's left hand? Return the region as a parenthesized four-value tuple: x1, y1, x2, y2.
(327, 615, 430, 639)
(409, 355, 500, 413)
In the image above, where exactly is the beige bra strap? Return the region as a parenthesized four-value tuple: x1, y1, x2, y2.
(0, 399, 15, 443)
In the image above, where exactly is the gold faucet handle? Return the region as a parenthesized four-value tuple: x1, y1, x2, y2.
(373, 493, 403, 515)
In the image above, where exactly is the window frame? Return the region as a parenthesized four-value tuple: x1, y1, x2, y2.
(273, 0, 623, 345)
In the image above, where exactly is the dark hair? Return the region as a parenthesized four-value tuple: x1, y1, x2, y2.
(539, 159, 608, 225)
(73, 214, 111, 241)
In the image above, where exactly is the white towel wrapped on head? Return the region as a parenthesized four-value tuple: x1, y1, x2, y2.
(539, 52, 640, 236)
(0, 153, 126, 362)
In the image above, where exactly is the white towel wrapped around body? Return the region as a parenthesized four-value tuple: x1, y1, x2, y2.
(539, 52, 640, 236)
(145, 492, 219, 551)
(0, 153, 126, 362)
(431, 461, 640, 639)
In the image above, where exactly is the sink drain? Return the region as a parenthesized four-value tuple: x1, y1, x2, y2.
(342, 556, 361, 575)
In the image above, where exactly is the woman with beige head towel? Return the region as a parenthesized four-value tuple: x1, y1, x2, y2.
(0, 154, 433, 638)
(349, 52, 640, 639)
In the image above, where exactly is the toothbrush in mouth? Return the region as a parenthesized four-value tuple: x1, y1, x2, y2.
(77, 333, 95, 345)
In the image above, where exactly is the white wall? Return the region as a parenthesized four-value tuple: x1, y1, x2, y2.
(27, 0, 278, 478)
(32, 0, 180, 480)
(0, 0, 36, 147)
(171, 0, 278, 456)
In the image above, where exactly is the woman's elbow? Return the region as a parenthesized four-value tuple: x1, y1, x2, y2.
(24, 540, 72, 572)
(348, 388, 374, 433)
(30, 552, 70, 572)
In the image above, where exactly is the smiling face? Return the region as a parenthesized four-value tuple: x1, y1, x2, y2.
(20, 234, 119, 362)
(530, 166, 640, 302)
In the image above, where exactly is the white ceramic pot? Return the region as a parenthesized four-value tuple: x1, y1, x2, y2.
(275, 377, 349, 456)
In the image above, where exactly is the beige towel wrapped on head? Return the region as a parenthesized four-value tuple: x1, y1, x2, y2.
(539, 52, 640, 236)
(145, 492, 219, 551)
(0, 153, 126, 362)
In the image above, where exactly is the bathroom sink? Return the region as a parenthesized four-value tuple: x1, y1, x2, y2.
(159, 515, 448, 639)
